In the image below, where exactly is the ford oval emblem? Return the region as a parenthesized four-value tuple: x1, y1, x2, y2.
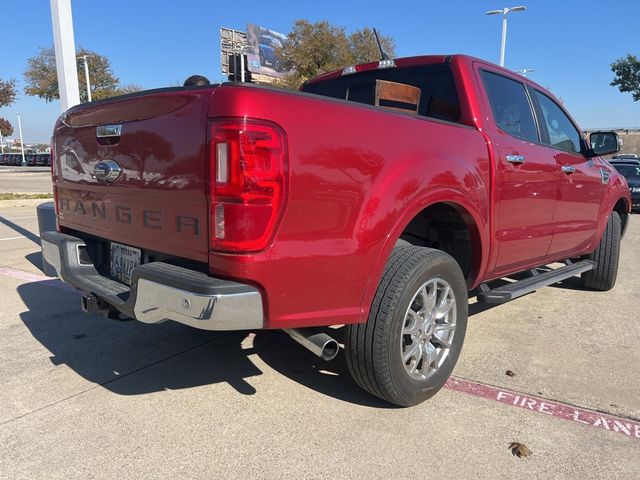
(94, 159, 122, 183)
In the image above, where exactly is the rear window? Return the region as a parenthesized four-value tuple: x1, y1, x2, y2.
(301, 64, 461, 123)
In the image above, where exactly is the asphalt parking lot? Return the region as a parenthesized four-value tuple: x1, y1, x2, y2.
(1, 199, 639, 479)
(0, 166, 53, 193)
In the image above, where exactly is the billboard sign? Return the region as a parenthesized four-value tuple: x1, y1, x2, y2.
(219, 27, 247, 75)
(245, 24, 292, 79)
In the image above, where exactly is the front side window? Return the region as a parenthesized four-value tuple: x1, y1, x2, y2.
(481, 70, 538, 142)
(534, 91, 582, 154)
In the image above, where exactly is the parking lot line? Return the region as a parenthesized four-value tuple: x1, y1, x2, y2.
(0, 235, 40, 241)
(0, 216, 38, 221)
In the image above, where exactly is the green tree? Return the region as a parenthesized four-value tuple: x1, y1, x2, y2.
(348, 28, 395, 65)
(278, 20, 395, 89)
(611, 54, 640, 101)
(0, 77, 17, 140)
(24, 47, 141, 103)
(0, 78, 17, 108)
(0, 118, 13, 137)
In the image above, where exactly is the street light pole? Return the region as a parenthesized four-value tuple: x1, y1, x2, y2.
(17, 113, 26, 167)
(80, 55, 92, 102)
(239, 45, 252, 83)
(500, 13, 508, 67)
(486, 6, 527, 67)
(0, 130, 4, 154)
(240, 49, 245, 83)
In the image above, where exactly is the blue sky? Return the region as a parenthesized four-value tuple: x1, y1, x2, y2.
(1, 0, 638, 143)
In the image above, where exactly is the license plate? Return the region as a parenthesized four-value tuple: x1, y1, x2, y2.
(110, 242, 141, 285)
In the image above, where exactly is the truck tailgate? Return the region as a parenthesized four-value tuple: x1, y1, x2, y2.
(52, 88, 215, 263)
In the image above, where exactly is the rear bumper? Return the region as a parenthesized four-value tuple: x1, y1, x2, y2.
(41, 231, 264, 331)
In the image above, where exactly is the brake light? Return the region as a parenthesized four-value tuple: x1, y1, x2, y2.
(341, 59, 395, 76)
(208, 118, 288, 252)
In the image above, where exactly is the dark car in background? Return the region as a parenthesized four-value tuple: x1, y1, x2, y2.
(610, 162, 640, 212)
(0, 154, 8, 165)
(26, 154, 38, 166)
(36, 154, 51, 166)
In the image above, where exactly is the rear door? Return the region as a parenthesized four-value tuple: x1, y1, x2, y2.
(530, 89, 605, 257)
(479, 69, 559, 275)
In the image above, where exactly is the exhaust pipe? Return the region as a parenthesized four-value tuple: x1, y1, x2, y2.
(284, 328, 339, 361)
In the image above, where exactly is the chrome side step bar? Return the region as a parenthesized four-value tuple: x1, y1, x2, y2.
(477, 260, 595, 304)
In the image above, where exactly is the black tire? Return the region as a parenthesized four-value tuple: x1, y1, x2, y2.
(581, 211, 621, 291)
(345, 246, 468, 407)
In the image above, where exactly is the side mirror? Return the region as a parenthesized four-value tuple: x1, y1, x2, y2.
(587, 131, 620, 157)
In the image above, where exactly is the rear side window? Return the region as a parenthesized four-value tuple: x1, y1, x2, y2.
(302, 64, 461, 123)
(481, 70, 538, 143)
(533, 90, 582, 154)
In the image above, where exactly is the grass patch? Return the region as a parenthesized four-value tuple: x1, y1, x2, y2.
(0, 192, 54, 201)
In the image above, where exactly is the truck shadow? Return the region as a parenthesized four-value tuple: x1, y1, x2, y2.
(0, 215, 40, 246)
(252, 329, 394, 408)
(16, 279, 391, 407)
(17, 281, 263, 397)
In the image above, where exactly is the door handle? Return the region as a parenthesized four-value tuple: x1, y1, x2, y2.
(561, 165, 576, 174)
(506, 155, 525, 164)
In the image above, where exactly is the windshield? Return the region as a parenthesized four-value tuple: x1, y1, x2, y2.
(613, 164, 640, 179)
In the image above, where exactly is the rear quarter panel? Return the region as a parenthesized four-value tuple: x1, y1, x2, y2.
(209, 85, 491, 328)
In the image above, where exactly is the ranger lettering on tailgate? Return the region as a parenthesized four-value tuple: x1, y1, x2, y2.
(58, 196, 200, 235)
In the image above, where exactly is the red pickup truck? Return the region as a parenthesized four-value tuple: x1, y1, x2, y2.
(42, 54, 631, 407)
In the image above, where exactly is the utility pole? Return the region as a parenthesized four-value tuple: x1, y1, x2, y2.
(17, 113, 26, 167)
(50, 0, 80, 111)
(0, 130, 4, 154)
(486, 6, 527, 67)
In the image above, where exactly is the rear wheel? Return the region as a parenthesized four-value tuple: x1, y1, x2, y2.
(581, 211, 621, 291)
(345, 246, 468, 407)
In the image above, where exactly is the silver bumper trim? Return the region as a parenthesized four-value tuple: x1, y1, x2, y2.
(134, 278, 263, 330)
(40, 231, 264, 331)
(41, 238, 63, 276)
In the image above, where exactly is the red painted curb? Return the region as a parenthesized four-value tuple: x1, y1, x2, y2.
(0, 266, 75, 292)
(445, 376, 640, 440)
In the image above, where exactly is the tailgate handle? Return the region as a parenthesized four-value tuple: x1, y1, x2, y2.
(96, 124, 122, 138)
(506, 154, 525, 164)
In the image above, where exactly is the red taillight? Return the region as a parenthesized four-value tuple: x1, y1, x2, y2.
(208, 118, 288, 252)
